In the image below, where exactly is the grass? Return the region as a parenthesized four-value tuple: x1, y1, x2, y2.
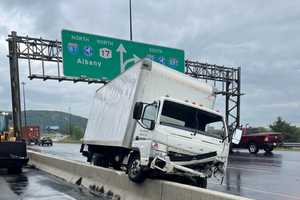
(55, 136, 82, 144)
(276, 147, 300, 152)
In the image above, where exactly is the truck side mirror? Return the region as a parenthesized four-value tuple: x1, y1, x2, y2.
(232, 129, 242, 145)
(133, 102, 143, 120)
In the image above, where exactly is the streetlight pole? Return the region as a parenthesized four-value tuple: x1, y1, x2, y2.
(68, 107, 71, 135)
(21, 82, 27, 128)
(129, 0, 133, 40)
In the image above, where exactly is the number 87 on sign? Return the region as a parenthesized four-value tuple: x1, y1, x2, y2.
(99, 48, 112, 59)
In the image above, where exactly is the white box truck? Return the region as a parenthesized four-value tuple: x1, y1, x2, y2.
(81, 59, 241, 188)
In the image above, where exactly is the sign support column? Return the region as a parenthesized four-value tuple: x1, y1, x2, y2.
(8, 31, 22, 138)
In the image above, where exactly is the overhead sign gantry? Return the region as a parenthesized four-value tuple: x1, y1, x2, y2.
(7, 30, 241, 137)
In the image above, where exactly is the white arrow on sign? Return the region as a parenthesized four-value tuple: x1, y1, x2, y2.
(123, 54, 140, 68)
(116, 43, 140, 73)
(116, 44, 126, 72)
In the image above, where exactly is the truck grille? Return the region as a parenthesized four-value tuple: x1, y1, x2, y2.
(168, 151, 217, 162)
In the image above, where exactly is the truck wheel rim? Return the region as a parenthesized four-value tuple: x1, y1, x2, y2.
(250, 145, 256, 152)
(130, 159, 141, 176)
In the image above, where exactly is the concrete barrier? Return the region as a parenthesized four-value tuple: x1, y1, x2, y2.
(28, 151, 251, 200)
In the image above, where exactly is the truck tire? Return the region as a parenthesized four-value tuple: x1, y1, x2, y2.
(127, 153, 145, 183)
(248, 142, 259, 154)
(264, 146, 273, 153)
(196, 177, 207, 188)
(112, 161, 122, 170)
(91, 153, 109, 168)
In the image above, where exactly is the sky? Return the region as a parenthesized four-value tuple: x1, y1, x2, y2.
(0, 0, 300, 127)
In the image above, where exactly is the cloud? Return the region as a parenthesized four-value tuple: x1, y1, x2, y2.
(0, 0, 300, 126)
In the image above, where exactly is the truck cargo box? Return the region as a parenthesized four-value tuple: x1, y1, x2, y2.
(84, 60, 216, 148)
(22, 126, 40, 144)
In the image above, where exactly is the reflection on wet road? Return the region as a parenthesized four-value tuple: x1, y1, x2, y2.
(30, 143, 300, 200)
(209, 150, 300, 200)
(0, 166, 102, 200)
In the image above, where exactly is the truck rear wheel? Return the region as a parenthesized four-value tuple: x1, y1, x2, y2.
(264, 146, 273, 153)
(91, 153, 108, 168)
(248, 142, 259, 154)
(127, 153, 145, 183)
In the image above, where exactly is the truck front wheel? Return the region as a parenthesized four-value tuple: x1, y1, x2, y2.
(127, 153, 145, 183)
(195, 177, 207, 188)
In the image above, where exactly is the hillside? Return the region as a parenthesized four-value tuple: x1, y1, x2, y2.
(21, 110, 87, 133)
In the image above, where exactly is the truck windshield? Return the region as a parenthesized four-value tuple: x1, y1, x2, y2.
(160, 100, 225, 139)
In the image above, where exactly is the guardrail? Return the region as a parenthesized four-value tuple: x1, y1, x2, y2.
(28, 151, 252, 200)
(282, 142, 300, 147)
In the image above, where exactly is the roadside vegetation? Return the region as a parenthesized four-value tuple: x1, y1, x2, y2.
(60, 124, 84, 143)
(270, 117, 300, 142)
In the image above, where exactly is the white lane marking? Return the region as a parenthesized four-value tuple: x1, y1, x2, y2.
(227, 166, 277, 174)
(210, 182, 300, 200)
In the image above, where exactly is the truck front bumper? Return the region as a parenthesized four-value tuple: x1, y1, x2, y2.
(264, 142, 282, 148)
(150, 156, 208, 178)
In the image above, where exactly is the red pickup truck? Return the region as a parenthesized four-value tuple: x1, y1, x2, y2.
(232, 128, 283, 154)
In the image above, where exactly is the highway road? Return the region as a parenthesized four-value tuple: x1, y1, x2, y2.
(3, 143, 300, 200)
(210, 150, 300, 200)
(0, 166, 103, 200)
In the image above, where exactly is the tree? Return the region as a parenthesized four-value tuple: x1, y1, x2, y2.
(269, 117, 300, 142)
(69, 125, 84, 140)
(61, 124, 84, 140)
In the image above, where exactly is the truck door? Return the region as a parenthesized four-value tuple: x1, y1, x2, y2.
(192, 119, 227, 156)
(158, 100, 227, 156)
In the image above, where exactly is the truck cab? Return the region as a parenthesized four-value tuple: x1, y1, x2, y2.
(81, 60, 242, 188)
(129, 97, 230, 187)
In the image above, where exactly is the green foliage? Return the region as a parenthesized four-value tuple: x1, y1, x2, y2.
(270, 117, 300, 142)
(69, 125, 84, 140)
(256, 127, 269, 132)
(61, 124, 84, 140)
(20, 110, 87, 134)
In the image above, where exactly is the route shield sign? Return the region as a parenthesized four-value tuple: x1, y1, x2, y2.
(61, 30, 185, 80)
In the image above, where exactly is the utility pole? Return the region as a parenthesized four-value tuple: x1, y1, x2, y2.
(68, 107, 71, 135)
(21, 82, 27, 127)
(129, 0, 133, 40)
(8, 31, 22, 138)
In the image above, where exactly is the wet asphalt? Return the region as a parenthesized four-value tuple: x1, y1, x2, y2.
(210, 150, 300, 200)
(1, 143, 300, 200)
(0, 166, 103, 200)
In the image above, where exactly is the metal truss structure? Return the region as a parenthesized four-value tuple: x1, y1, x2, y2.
(7, 31, 241, 137)
(185, 60, 241, 133)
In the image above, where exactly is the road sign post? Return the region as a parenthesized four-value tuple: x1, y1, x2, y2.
(62, 30, 184, 80)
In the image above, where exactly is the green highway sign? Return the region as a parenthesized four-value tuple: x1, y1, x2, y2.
(61, 30, 185, 80)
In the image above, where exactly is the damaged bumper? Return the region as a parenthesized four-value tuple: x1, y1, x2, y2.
(150, 156, 215, 178)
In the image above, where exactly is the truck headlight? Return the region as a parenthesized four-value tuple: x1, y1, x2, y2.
(151, 142, 168, 158)
(264, 136, 269, 142)
(151, 142, 167, 152)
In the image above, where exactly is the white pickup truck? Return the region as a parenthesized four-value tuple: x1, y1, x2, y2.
(81, 59, 241, 188)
